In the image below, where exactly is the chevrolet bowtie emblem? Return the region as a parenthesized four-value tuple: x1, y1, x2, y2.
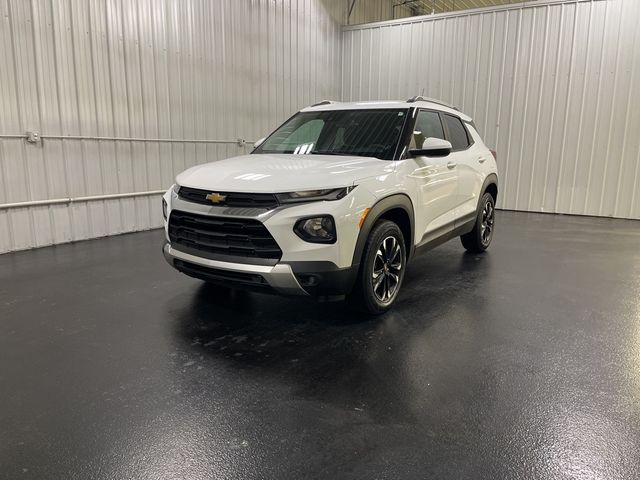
(205, 192, 227, 204)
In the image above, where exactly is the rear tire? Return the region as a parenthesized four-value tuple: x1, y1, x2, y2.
(348, 220, 406, 315)
(460, 192, 495, 253)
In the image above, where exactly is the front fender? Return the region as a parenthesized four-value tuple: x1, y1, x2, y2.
(350, 193, 415, 268)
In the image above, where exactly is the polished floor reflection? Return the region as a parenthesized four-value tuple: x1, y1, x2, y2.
(1, 211, 639, 479)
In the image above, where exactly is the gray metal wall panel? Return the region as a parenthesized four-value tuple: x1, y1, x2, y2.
(342, 0, 640, 220)
(0, 0, 342, 253)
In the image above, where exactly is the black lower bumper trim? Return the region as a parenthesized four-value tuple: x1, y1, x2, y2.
(288, 261, 358, 296)
(173, 259, 277, 294)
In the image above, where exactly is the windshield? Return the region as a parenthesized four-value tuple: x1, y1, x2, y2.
(254, 109, 409, 160)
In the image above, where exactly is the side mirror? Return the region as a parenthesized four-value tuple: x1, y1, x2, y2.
(409, 137, 452, 157)
(254, 137, 266, 149)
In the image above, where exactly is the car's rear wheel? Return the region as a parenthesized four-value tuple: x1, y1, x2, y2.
(349, 219, 406, 315)
(460, 192, 495, 253)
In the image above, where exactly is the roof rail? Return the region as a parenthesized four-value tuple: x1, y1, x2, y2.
(407, 95, 459, 111)
(310, 100, 337, 107)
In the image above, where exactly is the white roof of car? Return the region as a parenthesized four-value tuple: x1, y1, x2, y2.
(301, 99, 472, 122)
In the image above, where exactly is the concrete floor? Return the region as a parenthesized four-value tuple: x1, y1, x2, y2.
(1, 211, 640, 479)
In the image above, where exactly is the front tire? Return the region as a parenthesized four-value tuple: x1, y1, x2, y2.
(460, 192, 495, 253)
(349, 220, 406, 315)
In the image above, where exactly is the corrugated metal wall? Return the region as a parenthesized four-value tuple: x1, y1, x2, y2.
(342, 0, 640, 219)
(0, 0, 342, 253)
(2, 0, 638, 254)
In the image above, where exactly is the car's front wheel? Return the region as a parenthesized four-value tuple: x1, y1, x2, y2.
(349, 219, 406, 315)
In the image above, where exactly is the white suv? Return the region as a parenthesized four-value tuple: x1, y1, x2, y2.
(162, 97, 498, 313)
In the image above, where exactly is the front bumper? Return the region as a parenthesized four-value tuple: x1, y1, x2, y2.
(163, 242, 357, 297)
(163, 243, 308, 295)
(163, 185, 373, 269)
(161, 185, 372, 296)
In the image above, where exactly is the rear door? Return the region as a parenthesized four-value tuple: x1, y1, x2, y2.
(441, 113, 484, 224)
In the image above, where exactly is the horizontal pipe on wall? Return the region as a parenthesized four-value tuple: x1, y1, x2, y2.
(0, 134, 252, 145)
(0, 0, 343, 253)
(0, 190, 167, 210)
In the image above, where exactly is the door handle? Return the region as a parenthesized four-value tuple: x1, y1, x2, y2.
(447, 162, 457, 169)
(478, 157, 486, 163)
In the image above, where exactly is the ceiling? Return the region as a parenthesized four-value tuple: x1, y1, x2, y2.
(393, 0, 540, 16)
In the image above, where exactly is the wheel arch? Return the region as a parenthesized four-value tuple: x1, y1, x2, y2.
(351, 193, 415, 268)
(480, 174, 498, 209)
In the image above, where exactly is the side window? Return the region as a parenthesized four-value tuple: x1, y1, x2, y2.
(443, 114, 470, 150)
(410, 110, 445, 149)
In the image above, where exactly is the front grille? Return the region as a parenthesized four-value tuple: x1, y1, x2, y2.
(178, 186, 279, 209)
(168, 210, 282, 262)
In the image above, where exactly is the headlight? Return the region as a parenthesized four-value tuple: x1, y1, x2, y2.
(294, 216, 336, 244)
(162, 198, 168, 220)
(171, 184, 180, 195)
(276, 186, 356, 204)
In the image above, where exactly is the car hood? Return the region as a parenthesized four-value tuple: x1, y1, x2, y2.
(176, 153, 394, 192)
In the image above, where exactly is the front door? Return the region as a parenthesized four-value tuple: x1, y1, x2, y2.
(408, 110, 458, 242)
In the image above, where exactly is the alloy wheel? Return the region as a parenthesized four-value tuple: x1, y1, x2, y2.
(481, 199, 495, 246)
(372, 235, 403, 303)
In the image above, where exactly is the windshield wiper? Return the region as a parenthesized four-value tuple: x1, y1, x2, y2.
(310, 150, 351, 156)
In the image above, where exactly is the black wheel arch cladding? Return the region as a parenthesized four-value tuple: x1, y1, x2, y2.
(481, 174, 498, 207)
(351, 193, 415, 268)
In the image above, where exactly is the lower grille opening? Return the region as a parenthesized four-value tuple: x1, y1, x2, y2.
(174, 260, 274, 292)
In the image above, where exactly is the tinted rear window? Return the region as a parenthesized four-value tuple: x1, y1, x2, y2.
(443, 114, 470, 150)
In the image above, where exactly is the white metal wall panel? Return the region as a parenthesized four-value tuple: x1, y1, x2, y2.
(342, 0, 640, 219)
(0, 0, 342, 253)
